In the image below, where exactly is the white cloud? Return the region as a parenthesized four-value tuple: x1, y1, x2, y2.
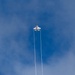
(0, 15, 33, 67)
(13, 51, 75, 75)
(0, 0, 75, 75)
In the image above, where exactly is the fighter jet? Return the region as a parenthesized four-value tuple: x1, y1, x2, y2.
(33, 25, 41, 31)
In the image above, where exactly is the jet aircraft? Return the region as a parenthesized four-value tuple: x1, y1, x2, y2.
(33, 25, 41, 31)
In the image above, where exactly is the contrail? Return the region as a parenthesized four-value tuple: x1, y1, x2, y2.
(33, 25, 44, 75)
(40, 30, 44, 75)
(33, 30, 37, 75)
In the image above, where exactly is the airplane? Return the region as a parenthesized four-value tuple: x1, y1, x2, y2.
(33, 25, 41, 31)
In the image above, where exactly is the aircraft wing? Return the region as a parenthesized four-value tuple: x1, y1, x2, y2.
(33, 25, 41, 31)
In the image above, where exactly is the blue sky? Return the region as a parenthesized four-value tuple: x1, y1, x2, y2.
(0, 0, 75, 75)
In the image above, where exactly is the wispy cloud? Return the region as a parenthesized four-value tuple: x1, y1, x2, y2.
(13, 52, 75, 75)
(0, 0, 75, 75)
